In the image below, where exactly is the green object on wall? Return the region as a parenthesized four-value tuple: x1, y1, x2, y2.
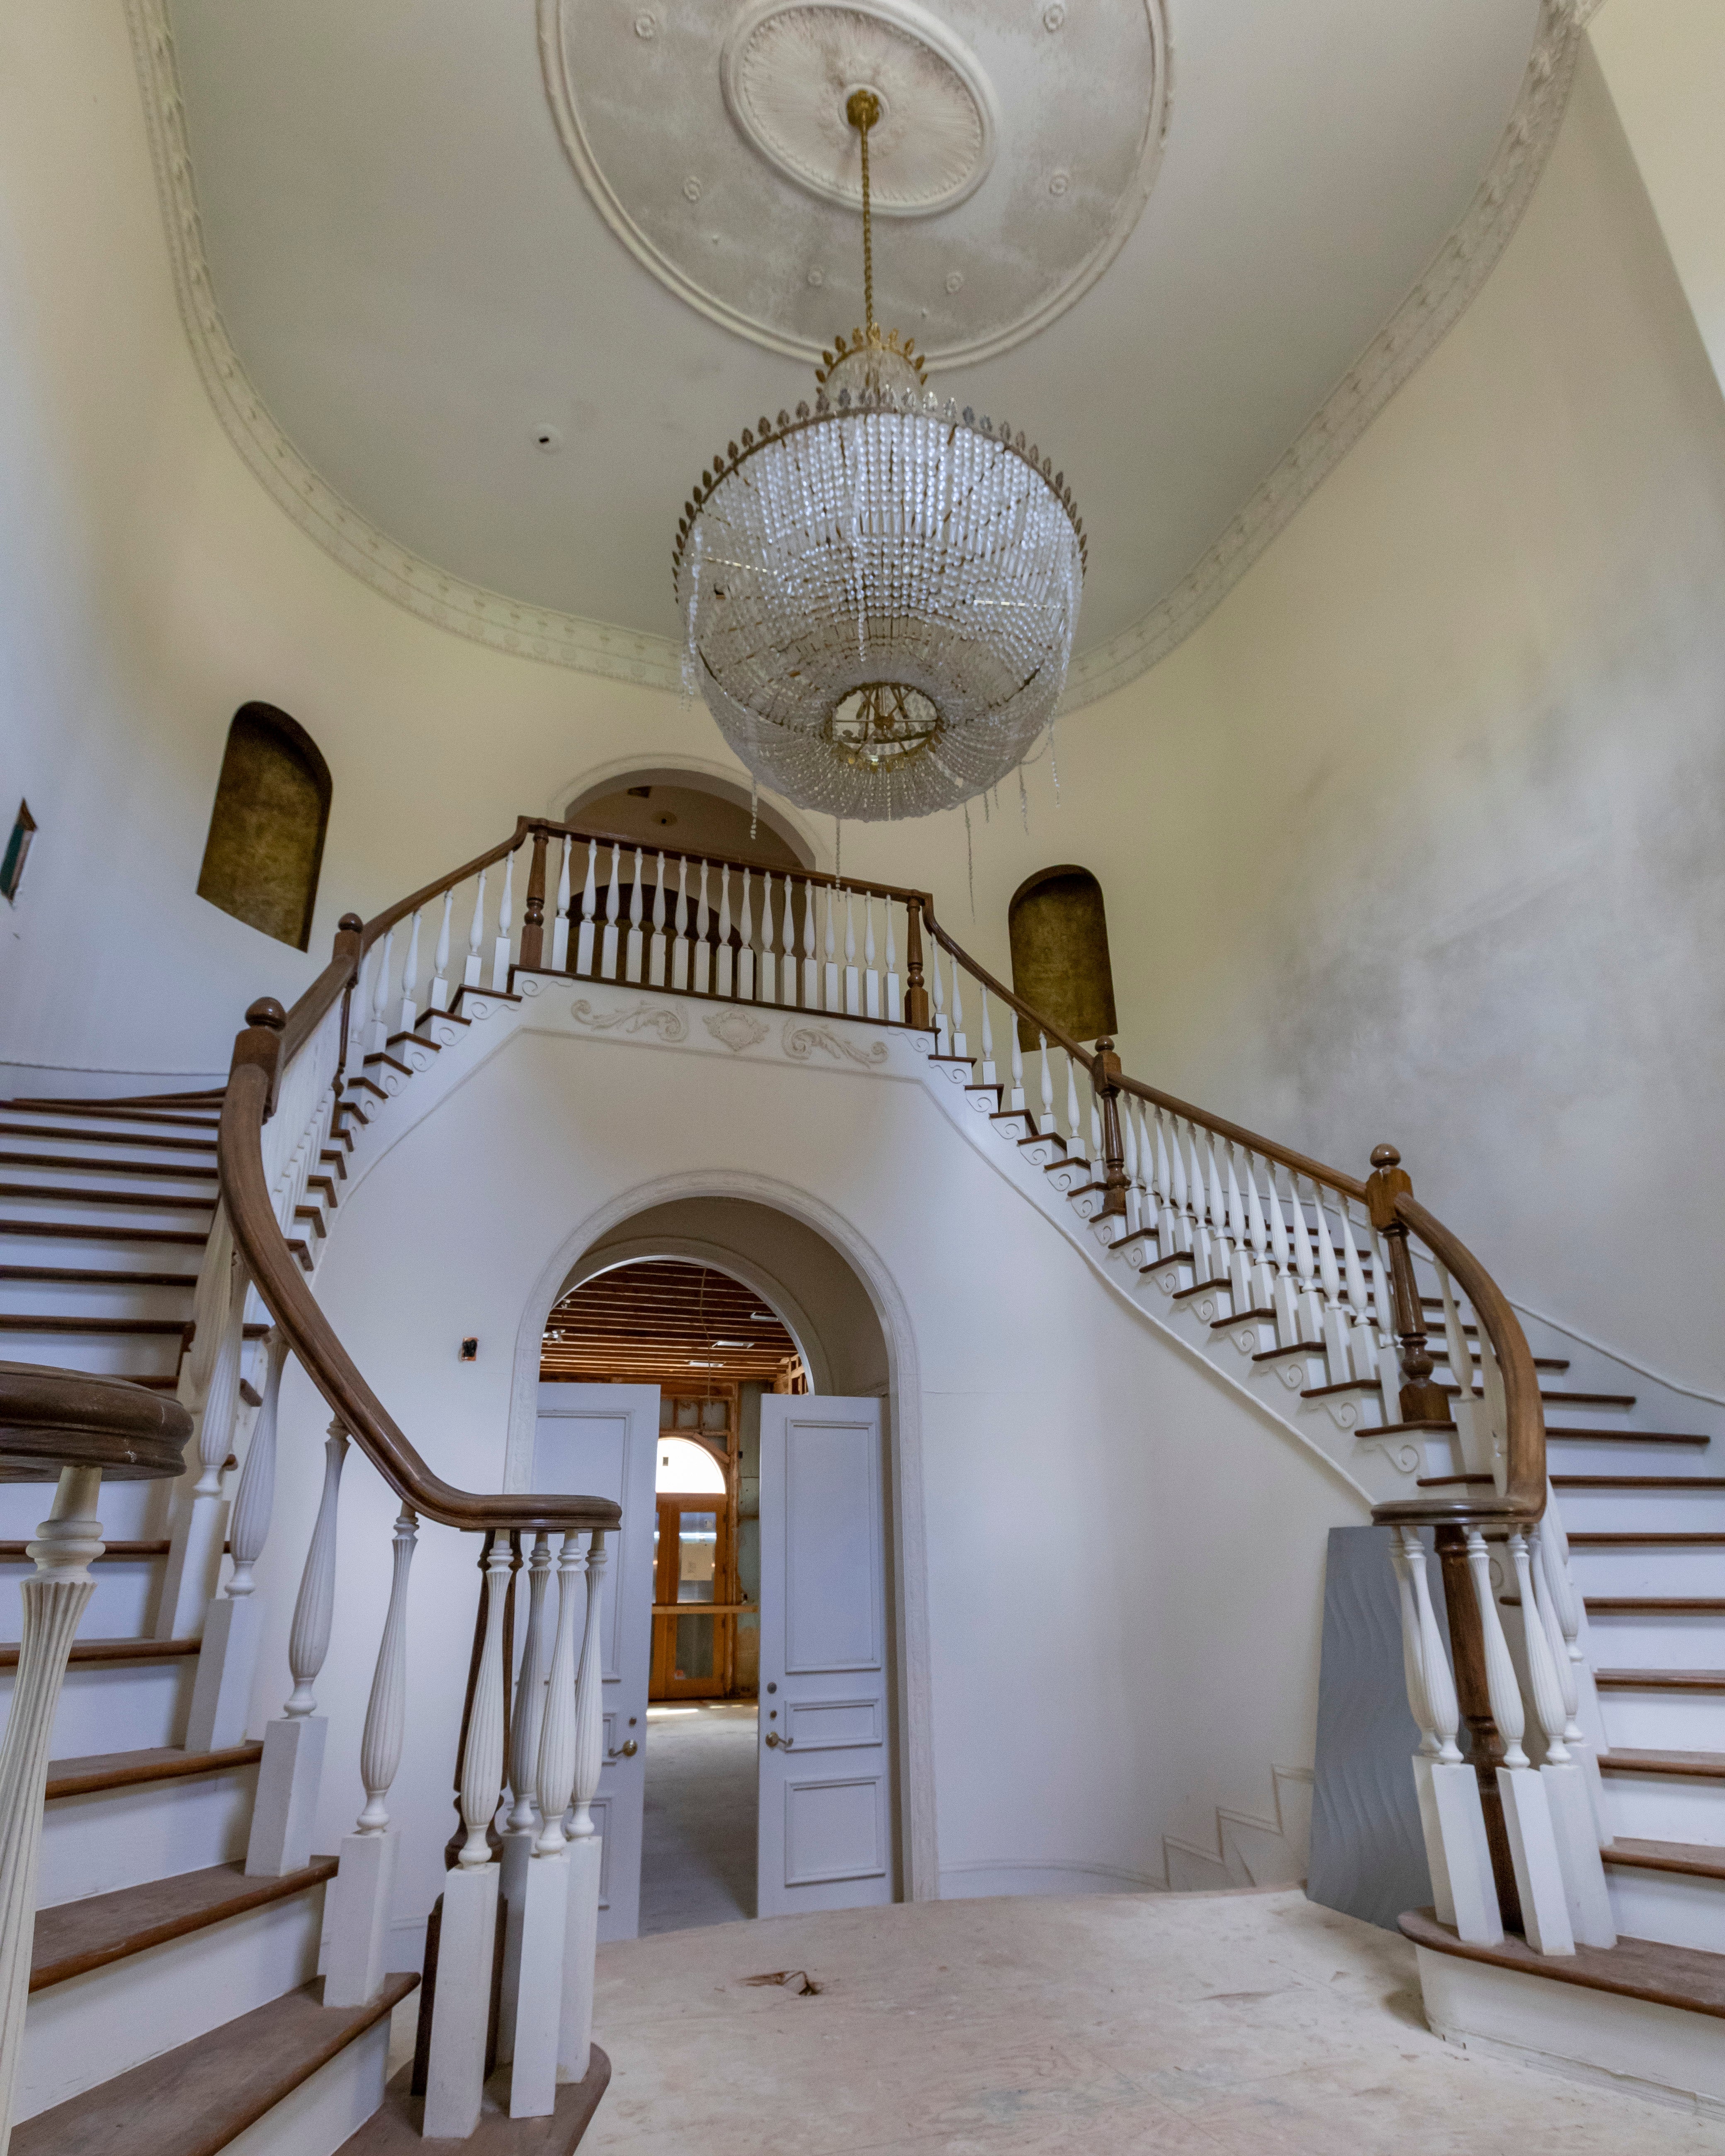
(196, 703, 332, 950)
(1008, 865, 1118, 1052)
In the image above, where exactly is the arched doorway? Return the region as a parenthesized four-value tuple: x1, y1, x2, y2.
(525, 1197, 896, 1940)
(566, 768, 814, 873)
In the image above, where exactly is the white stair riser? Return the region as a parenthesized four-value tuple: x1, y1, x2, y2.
(0, 1196, 217, 1234)
(1599, 1688, 1725, 1750)
(1602, 1769, 1725, 1845)
(1586, 1609, 1725, 1670)
(1523, 1400, 1642, 1430)
(39, 1765, 257, 1906)
(17, 1884, 327, 2120)
(1556, 1487, 1725, 1531)
(0, 1332, 181, 1379)
(0, 1553, 161, 1635)
(0, 1479, 163, 1542)
(0, 1279, 199, 1321)
(1606, 1863, 1725, 1954)
(1570, 1546, 1725, 1594)
(1547, 1437, 1717, 1476)
(0, 1656, 195, 1755)
(224, 2008, 392, 2156)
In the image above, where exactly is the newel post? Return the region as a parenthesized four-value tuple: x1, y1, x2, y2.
(1365, 1143, 1448, 1423)
(231, 995, 288, 1122)
(903, 901, 931, 1031)
(519, 827, 551, 973)
(1093, 1040, 1129, 1220)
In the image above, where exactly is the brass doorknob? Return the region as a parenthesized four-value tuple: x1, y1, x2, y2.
(763, 1731, 794, 1749)
(608, 1738, 639, 1759)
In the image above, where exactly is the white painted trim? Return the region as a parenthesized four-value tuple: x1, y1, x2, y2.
(1510, 1300, 1725, 1412)
(550, 1233, 832, 1394)
(938, 1857, 1166, 1896)
(502, 1166, 938, 1904)
(126, 0, 1583, 710)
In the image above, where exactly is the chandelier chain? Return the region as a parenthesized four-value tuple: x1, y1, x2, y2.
(847, 89, 879, 338)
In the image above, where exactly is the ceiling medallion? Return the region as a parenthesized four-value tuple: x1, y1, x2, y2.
(675, 92, 1084, 823)
(722, 2, 994, 216)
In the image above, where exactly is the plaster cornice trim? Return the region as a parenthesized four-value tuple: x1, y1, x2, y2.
(128, 0, 1582, 708)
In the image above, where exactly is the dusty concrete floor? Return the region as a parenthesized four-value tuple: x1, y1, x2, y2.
(584, 1887, 1725, 2153)
(638, 1700, 757, 1937)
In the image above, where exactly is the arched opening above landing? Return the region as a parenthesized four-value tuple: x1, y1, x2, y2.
(565, 767, 815, 874)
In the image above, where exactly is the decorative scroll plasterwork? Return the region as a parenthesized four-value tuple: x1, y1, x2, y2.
(703, 1008, 772, 1052)
(570, 998, 688, 1041)
(782, 1018, 889, 1068)
(126, 0, 1583, 706)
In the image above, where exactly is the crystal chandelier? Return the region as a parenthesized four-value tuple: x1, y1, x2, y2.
(673, 91, 1086, 823)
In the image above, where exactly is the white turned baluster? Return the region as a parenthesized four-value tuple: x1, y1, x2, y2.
(508, 1534, 554, 1832)
(783, 877, 802, 1007)
(1390, 1530, 1442, 1758)
(576, 842, 597, 977)
(1403, 1528, 1462, 1762)
(459, 1535, 513, 1865)
(1309, 1183, 1349, 1379)
(1369, 1224, 1399, 1423)
(1190, 1131, 1217, 1275)
(1027, 1031, 1047, 1133)
(822, 884, 838, 1010)
(1477, 1328, 1510, 1493)
(465, 868, 488, 987)
(1203, 1136, 1234, 1286)
(649, 852, 668, 987)
(1533, 1520, 1582, 1749)
(1241, 1154, 1273, 1306)
(929, 942, 947, 1051)
(979, 988, 995, 1085)
(759, 873, 777, 1003)
(672, 856, 691, 991)
(800, 878, 818, 1006)
(1167, 1117, 1191, 1254)
(1134, 1102, 1154, 1240)
(1119, 1086, 1139, 1232)
(864, 893, 880, 1019)
(715, 863, 733, 996)
(0, 1468, 104, 2134)
(843, 889, 859, 1013)
(432, 888, 455, 1010)
(162, 1234, 249, 1641)
(323, 1505, 420, 2010)
(600, 844, 621, 980)
(1286, 1169, 1320, 1340)
(1088, 1060, 1102, 1163)
(1005, 1014, 1024, 1112)
(1465, 1529, 1528, 1768)
(1222, 1148, 1251, 1302)
(533, 1533, 583, 1855)
(492, 850, 515, 991)
(1152, 1111, 1177, 1255)
(738, 869, 755, 1000)
(884, 901, 900, 1020)
(1263, 1156, 1297, 1340)
(557, 1531, 607, 2087)
(397, 908, 422, 1035)
(228, 1328, 285, 1600)
(286, 1424, 348, 1716)
(1435, 1262, 1480, 1468)
(693, 859, 712, 992)
(368, 926, 394, 1053)
(1526, 1519, 1617, 1944)
(1509, 1531, 1570, 1765)
(551, 837, 572, 974)
(950, 962, 966, 1058)
(1338, 1200, 1377, 1379)
(1064, 1050, 1084, 1160)
(625, 848, 646, 983)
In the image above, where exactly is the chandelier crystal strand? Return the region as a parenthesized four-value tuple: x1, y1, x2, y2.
(673, 88, 1084, 823)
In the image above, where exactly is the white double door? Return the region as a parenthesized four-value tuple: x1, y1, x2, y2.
(532, 1386, 892, 1934)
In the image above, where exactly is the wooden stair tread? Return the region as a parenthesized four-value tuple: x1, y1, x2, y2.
(46, 1744, 263, 1799)
(32, 1857, 337, 1993)
(0, 1153, 218, 1182)
(0, 1637, 200, 1670)
(0, 1124, 217, 1154)
(0, 1104, 220, 1131)
(1582, 1598, 1725, 1612)
(0, 1540, 168, 1561)
(9, 1972, 418, 2156)
(1552, 1475, 1725, 1489)
(1545, 1427, 1710, 1446)
(1250, 1339, 1326, 1362)
(1598, 1748, 1725, 1780)
(0, 1185, 216, 1212)
(1443, 1386, 1637, 1408)
(0, 1265, 198, 1288)
(1400, 1907, 1725, 2018)
(338, 2050, 611, 2156)
(0, 1223, 209, 1248)
(1595, 1669, 1725, 1691)
(0, 1315, 258, 1338)
(1567, 1530, 1725, 1546)
(1604, 1838, 1725, 1881)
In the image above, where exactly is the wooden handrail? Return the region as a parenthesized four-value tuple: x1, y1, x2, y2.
(219, 1008, 617, 1536)
(921, 900, 1541, 1528)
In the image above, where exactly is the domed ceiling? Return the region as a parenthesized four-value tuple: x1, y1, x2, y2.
(144, 0, 1577, 700)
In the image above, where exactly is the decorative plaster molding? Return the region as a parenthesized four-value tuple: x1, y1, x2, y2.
(782, 1017, 889, 1067)
(703, 1008, 772, 1052)
(1060, 0, 1586, 712)
(569, 997, 688, 1040)
(127, 0, 1583, 712)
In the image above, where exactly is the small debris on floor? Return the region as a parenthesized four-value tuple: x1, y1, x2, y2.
(741, 1969, 822, 1996)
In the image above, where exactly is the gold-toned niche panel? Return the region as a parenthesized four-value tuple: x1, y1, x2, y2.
(1008, 865, 1118, 1051)
(196, 703, 332, 951)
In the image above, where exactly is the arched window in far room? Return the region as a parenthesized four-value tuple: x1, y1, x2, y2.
(196, 704, 332, 950)
(1008, 864, 1118, 1050)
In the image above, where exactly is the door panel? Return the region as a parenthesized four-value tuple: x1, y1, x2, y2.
(532, 1384, 658, 1940)
(650, 1498, 733, 1699)
(758, 1397, 894, 1917)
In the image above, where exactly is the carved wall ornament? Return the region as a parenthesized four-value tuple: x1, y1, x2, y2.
(128, 0, 1582, 707)
(570, 998, 688, 1042)
(703, 1008, 772, 1053)
(781, 1018, 889, 1067)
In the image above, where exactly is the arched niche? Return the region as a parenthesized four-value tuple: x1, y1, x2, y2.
(566, 767, 812, 873)
(195, 702, 332, 950)
(1007, 864, 1118, 1050)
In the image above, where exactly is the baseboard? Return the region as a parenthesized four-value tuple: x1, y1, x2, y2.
(937, 1859, 1165, 1899)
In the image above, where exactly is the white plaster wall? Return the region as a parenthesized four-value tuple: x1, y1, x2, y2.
(248, 1021, 1365, 1940)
